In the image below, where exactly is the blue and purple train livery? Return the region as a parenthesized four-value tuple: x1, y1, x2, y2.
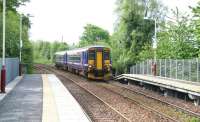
(54, 45, 112, 80)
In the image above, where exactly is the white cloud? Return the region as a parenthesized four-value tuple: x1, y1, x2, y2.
(163, 0, 197, 13)
(20, 0, 116, 44)
(20, 0, 197, 44)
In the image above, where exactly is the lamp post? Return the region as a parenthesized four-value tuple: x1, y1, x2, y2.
(19, 14, 22, 76)
(144, 17, 157, 76)
(1, 0, 6, 93)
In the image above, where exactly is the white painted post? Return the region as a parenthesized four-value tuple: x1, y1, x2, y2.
(20, 14, 22, 62)
(2, 0, 6, 66)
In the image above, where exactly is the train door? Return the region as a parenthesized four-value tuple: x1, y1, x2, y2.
(96, 51, 103, 70)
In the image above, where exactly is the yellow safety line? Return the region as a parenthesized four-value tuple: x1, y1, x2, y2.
(42, 74, 59, 122)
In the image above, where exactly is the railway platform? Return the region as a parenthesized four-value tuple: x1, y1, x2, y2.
(0, 74, 91, 122)
(116, 74, 200, 105)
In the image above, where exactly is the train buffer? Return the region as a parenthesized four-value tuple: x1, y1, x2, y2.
(115, 74, 200, 105)
(0, 74, 91, 122)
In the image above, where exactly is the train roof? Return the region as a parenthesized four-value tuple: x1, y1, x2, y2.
(67, 45, 108, 55)
(54, 51, 68, 56)
(55, 45, 109, 56)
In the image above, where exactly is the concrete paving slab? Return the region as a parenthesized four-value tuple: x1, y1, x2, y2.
(46, 74, 91, 122)
(0, 76, 23, 101)
(0, 74, 43, 122)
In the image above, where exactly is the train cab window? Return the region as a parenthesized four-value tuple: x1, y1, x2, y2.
(89, 51, 95, 60)
(104, 52, 110, 60)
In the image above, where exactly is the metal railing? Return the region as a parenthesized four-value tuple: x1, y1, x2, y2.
(0, 58, 19, 84)
(130, 59, 200, 82)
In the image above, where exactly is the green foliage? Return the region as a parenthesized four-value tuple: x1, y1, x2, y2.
(32, 41, 69, 64)
(0, 0, 32, 73)
(111, 0, 162, 74)
(138, 43, 154, 60)
(111, 0, 200, 74)
(22, 40, 33, 73)
(189, 117, 200, 122)
(157, 8, 198, 59)
(0, 4, 33, 73)
(79, 24, 110, 47)
(192, 2, 200, 57)
(0, 0, 30, 12)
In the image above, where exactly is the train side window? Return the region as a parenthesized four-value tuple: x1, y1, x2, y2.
(89, 51, 95, 60)
(104, 52, 109, 60)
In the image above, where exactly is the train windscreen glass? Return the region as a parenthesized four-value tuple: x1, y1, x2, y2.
(89, 51, 95, 60)
(104, 51, 109, 60)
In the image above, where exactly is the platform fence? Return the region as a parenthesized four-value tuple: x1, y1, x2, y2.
(130, 58, 200, 82)
(0, 58, 19, 84)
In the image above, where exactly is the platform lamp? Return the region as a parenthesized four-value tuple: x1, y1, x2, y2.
(1, 0, 6, 93)
(19, 14, 22, 76)
(144, 16, 157, 76)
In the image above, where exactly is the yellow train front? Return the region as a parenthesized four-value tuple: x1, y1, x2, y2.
(54, 46, 112, 80)
(86, 46, 112, 80)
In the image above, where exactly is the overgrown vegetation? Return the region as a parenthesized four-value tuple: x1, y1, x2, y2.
(18, 0, 200, 78)
(78, 24, 110, 47)
(75, 0, 200, 75)
(32, 41, 69, 64)
(0, 0, 33, 73)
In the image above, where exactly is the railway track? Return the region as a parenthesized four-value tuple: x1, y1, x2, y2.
(47, 65, 200, 118)
(54, 69, 200, 122)
(34, 64, 200, 121)
(110, 81, 200, 118)
(34, 64, 190, 122)
(34, 65, 130, 122)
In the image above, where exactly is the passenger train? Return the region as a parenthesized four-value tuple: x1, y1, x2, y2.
(54, 45, 112, 80)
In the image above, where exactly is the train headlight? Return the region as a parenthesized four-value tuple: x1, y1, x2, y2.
(104, 65, 110, 72)
(89, 65, 92, 68)
(88, 65, 93, 72)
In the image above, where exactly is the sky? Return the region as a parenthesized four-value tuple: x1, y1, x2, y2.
(19, 0, 198, 45)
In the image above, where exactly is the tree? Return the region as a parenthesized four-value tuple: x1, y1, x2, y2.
(0, 0, 30, 12)
(111, 0, 166, 73)
(157, 8, 198, 59)
(32, 41, 69, 64)
(79, 24, 110, 47)
(192, 1, 200, 57)
(0, 0, 33, 73)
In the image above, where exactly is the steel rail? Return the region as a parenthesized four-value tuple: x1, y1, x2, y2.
(36, 65, 180, 122)
(112, 82, 200, 119)
(34, 65, 131, 122)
